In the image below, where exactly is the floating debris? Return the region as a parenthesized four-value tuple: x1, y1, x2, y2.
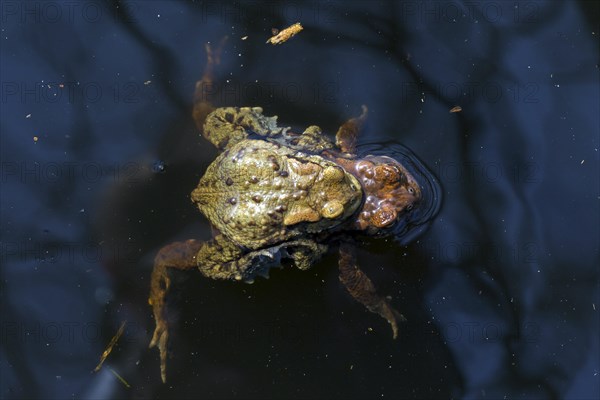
(266, 22, 303, 45)
(94, 321, 126, 373)
(109, 368, 131, 388)
(152, 159, 167, 173)
(241, 36, 248, 41)
(449, 105, 462, 113)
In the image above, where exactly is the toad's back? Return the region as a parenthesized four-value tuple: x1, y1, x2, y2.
(191, 139, 362, 249)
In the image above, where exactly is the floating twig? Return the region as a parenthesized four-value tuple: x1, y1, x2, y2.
(94, 321, 126, 372)
(266, 22, 303, 45)
(109, 368, 131, 388)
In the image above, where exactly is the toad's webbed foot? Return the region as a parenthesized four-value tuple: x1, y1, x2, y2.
(202, 106, 289, 150)
(149, 239, 203, 383)
(335, 105, 368, 154)
(197, 235, 328, 282)
(338, 242, 405, 338)
(277, 125, 335, 152)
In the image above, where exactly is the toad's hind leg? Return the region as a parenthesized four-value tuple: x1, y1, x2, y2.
(149, 239, 203, 383)
(338, 243, 406, 338)
(335, 105, 368, 154)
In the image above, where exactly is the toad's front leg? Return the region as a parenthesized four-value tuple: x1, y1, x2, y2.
(192, 40, 287, 150)
(149, 239, 203, 383)
(335, 105, 368, 154)
(192, 38, 227, 132)
(338, 242, 406, 338)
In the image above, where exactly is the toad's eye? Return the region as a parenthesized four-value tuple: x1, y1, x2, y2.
(406, 203, 414, 211)
(408, 187, 415, 195)
(321, 200, 344, 219)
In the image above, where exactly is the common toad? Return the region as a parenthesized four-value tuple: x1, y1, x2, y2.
(149, 42, 441, 382)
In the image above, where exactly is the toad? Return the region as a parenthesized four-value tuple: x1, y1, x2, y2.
(149, 42, 441, 382)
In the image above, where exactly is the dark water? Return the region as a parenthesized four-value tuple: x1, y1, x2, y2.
(1, 1, 598, 399)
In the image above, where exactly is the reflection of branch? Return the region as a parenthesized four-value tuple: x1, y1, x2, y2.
(93, 320, 127, 372)
(108, 0, 187, 110)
